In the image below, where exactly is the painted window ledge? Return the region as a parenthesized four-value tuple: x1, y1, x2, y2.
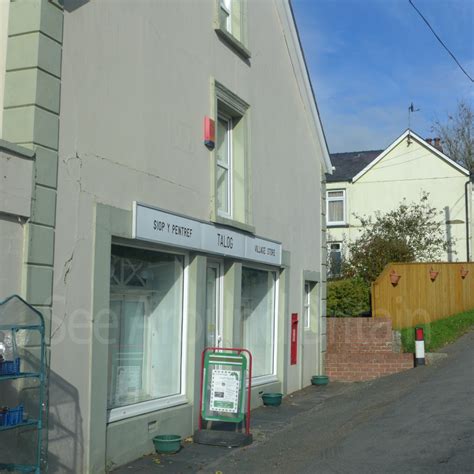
(215, 215, 255, 234)
(248, 375, 279, 387)
(215, 27, 251, 59)
(0, 139, 35, 159)
(107, 394, 188, 423)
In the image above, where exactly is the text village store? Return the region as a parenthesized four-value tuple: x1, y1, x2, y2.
(107, 203, 283, 422)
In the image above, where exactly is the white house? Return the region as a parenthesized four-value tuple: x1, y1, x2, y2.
(326, 130, 473, 276)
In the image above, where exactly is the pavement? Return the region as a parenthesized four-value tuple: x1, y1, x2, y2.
(114, 330, 474, 474)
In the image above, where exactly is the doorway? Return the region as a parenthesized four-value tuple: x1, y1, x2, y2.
(205, 261, 224, 348)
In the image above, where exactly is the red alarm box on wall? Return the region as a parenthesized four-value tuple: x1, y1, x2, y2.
(204, 116, 215, 149)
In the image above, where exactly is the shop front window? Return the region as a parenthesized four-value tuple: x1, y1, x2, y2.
(108, 245, 184, 410)
(241, 267, 277, 379)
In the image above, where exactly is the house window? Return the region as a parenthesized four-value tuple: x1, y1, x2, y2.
(215, 0, 250, 59)
(328, 242, 343, 278)
(241, 267, 277, 379)
(108, 245, 184, 411)
(214, 82, 250, 225)
(216, 114, 233, 217)
(326, 190, 346, 225)
(219, 0, 232, 33)
(218, 0, 243, 42)
(0, 1, 10, 137)
(303, 282, 311, 329)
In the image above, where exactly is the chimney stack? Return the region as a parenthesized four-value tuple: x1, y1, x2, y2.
(426, 138, 432, 145)
(433, 137, 443, 152)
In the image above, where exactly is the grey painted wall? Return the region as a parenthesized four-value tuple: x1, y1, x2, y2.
(51, 1, 327, 471)
(0, 144, 35, 300)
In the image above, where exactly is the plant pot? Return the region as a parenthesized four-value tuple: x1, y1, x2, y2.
(153, 435, 182, 454)
(261, 393, 283, 407)
(311, 375, 329, 386)
(389, 270, 401, 286)
(429, 270, 439, 281)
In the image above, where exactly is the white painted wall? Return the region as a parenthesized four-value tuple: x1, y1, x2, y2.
(0, 0, 10, 136)
(327, 136, 471, 262)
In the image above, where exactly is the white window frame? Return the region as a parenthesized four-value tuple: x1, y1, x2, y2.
(107, 245, 190, 423)
(241, 263, 279, 385)
(205, 259, 225, 348)
(216, 112, 233, 219)
(303, 282, 311, 330)
(0, 1, 10, 137)
(326, 189, 346, 226)
(220, 0, 232, 33)
(328, 242, 343, 278)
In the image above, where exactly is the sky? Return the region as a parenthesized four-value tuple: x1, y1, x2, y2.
(291, 0, 474, 153)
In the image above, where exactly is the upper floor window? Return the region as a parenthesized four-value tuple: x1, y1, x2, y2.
(303, 282, 311, 329)
(216, 114, 233, 217)
(215, 0, 250, 59)
(220, 0, 232, 33)
(0, 0, 10, 137)
(213, 82, 250, 227)
(328, 242, 343, 278)
(326, 190, 346, 225)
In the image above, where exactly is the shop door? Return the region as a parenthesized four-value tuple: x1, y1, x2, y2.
(302, 282, 320, 387)
(205, 261, 223, 348)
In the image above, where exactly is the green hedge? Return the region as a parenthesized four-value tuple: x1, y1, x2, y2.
(327, 278, 371, 317)
(401, 309, 474, 352)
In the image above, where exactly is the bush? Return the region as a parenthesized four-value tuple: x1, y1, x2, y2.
(327, 278, 371, 317)
(344, 235, 414, 284)
(344, 193, 449, 284)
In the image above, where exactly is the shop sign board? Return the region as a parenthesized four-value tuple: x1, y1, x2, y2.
(209, 369, 240, 413)
(201, 350, 248, 423)
(133, 202, 282, 266)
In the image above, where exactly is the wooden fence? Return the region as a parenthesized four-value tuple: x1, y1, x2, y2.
(372, 262, 474, 329)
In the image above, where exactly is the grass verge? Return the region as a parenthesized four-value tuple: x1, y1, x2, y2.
(401, 309, 474, 353)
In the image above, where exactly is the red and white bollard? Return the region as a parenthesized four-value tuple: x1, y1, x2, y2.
(415, 327, 425, 366)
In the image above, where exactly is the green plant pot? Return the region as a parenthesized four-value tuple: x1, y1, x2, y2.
(311, 375, 329, 386)
(262, 393, 283, 407)
(153, 435, 182, 454)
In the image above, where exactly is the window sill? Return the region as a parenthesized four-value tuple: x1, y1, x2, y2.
(107, 394, 188, 423)
(327, 223, 349, 228)
(247, 375, 279, 387)
(214, 27, 251, 59)
(215, 215, 255, 234)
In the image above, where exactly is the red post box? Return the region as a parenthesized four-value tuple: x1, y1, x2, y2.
(291, 313, 298, 365)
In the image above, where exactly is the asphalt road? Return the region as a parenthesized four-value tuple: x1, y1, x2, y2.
(117, 330, 474, 474)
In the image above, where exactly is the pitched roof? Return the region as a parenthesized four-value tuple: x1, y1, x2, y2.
(327, 150, 383, 182)
(327, 129, 470, 183)
(352, 130, 469, 182)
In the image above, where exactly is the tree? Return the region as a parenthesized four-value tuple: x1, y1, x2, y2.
(344, 193, 450, 283)
(432, 100, 474, 172)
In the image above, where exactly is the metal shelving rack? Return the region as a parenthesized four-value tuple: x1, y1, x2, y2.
(0, 295, 46, 473)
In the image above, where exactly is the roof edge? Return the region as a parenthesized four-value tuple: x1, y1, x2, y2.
(352, 129, 469, 182)
(277, 0, 333, 174)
